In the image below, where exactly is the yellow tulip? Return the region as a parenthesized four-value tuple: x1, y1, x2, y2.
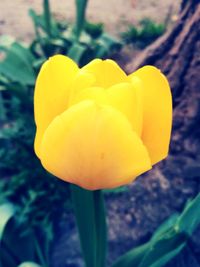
(34, 55, 172, 190)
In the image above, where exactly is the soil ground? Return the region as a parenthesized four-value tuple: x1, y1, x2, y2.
(0, 0, 180, 41)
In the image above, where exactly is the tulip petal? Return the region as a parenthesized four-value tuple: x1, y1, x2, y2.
(107, 81, 143, 136)
(34, 55, 78, 125)
(70, 81, 143, 136)
(34, 55, 96, 157)
(40, 100, 151, 190)
(34, 55, 78, 156)
(69, 87, 107, 107)
(82, 59, 128, 87)
(129, 66, 172, 164)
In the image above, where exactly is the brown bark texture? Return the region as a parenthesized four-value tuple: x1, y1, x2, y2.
(126, 0, 200, 162)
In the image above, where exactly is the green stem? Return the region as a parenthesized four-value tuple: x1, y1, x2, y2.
(43, 0, 52, 37)
(71, 185, 107, 267)
(94, 190, 107, 267)
(33, 234, 48, 267)
(75, 0, 88, 40)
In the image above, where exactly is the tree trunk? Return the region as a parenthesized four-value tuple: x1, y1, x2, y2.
(126, 0, 200, 158)
(125, 2, 200, 263)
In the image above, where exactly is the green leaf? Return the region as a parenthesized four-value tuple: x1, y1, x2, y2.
(0, 206, 49, 267)
(0, 245, 18, 267)
(151, 213, 179, 242)
(1, 219, 35, 264)
(67, 43, 87, 63)
(18, 262, 41, 267)
(138, 229, 186, 267)
(71, 185, 107, 267)
(95, 33, 121, 58)
(111, 214, 178, 267)
(176, 193, 200, 235)
(3, 82, 29, 103)
(0, 92, 6, 120)
(149, 243, 185, 267)
(104, 186, 128, 194)
(29, 8, 60, 38)
(0, 203, 15, 240)
(0, 42, 36, 85)
(0, 35, 15, 49)
(0, 203, 17, 267)
(85, 21, 104, 39)
(112, 193, 200, 267)
(79, 31, 92, 45)
(0, 85, 6, 91)
(112, 243, 150, 267)
(75, 0, 88, 39)
(43, 0, 52, 37)
(112, 228, 186, 267)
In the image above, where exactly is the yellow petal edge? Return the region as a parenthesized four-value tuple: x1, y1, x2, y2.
(129, 66, 172, 165)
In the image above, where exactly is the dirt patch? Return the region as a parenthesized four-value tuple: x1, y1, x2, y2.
(0, 0, 180, 41)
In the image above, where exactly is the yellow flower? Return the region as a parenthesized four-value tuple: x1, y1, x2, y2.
(34, 55, 172, 190)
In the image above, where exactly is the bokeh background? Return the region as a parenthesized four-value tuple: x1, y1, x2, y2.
(0, 1, 200, 267)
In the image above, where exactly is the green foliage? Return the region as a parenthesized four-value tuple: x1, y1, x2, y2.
(112, 193, 200, 267)
(1, 194, 200, 267)
(0, 42, 36, 85)
(122, 18, 166, 48)
(0, 203, 51, 267)
(75, 0, 88, 39)
(18, 263, 41, 267)
(0, 73, 70, 228)
(104, 186, 128, 194)
(85, 21, 104, 39)
(0, 187, 108, 267)
(28, 0, 121, 66)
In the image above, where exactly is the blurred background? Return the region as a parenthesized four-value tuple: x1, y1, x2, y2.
(0, 0, 200, 267)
